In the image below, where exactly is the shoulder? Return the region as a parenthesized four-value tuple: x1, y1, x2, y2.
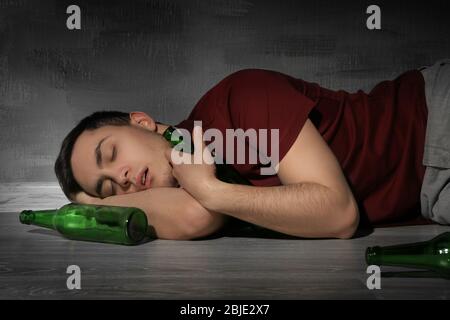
(196, 69, 280, 105)
(222, 69, 301, 102)
(225, 68, 290, 84)
(203, 69, 298, 97)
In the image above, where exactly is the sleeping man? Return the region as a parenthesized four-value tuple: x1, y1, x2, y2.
(54, 60, 450, 240)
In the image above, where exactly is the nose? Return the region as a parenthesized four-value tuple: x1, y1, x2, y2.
(117, 166, 131, 187)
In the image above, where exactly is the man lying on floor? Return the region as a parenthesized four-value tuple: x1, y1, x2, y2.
(54, 63, 450, 240)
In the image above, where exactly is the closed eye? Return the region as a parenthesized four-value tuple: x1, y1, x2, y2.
(110, 180, 116, 196)
(108, 146, 117, 196)
(111, 146, 117, 161)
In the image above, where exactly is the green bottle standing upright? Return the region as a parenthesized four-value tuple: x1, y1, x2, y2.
(20, 203, 148, 245)
(366, 232, 450, 278)
(163, 125, 252, 186)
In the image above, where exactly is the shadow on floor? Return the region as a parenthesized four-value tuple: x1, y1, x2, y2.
(27, 220, 374, 242)
(196, 222, 374, 241)
(27, 228, 157, 244)
(28, 228, 59, 236)
(203, 208, 374, 240)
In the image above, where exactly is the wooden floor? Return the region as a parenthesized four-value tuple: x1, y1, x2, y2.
(1, 183, 450, 299)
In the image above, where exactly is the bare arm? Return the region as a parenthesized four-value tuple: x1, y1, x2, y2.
(73, 187, 228, 240)
(201, 182, 357, 239)
(171, 120, 359, 239)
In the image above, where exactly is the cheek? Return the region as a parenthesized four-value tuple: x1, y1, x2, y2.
(126, 131, 168, 167)
(119, 139, 150, 162)
(135, 136, 159, 160)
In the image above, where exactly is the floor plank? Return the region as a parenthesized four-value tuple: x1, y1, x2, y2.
(1, 212, 449, 299)
(0, 183, 68, 212)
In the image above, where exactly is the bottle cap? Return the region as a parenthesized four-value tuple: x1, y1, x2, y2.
(126, 211, 148, 243)
(19, 210, 34, 225)
(365, 246, 381, 265)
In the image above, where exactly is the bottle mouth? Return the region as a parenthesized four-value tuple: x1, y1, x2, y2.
(126, 211, 148, 243)
(365, 246, 380, 265)
(19, 210, 34, 225)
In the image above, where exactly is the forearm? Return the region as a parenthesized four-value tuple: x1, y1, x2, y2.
(200, 181, 359, 239)
(85, 188, 227, 240)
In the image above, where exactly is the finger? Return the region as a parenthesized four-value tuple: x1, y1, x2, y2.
(193, 125, 215, 165)
(193, 126, 204, 164)
(203, 143, 215, 165)
(193, 125, 204, 150)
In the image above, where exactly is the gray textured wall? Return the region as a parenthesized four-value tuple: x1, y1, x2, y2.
(1, 0, 449, 182)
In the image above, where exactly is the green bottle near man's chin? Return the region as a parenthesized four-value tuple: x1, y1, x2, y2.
(163, 125, 253, 186)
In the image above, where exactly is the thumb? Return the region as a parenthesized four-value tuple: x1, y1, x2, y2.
(193, 125, 205, 149)
(193, 126, 215, 165)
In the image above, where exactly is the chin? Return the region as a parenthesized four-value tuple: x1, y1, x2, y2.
(167, 177, 179, 188)
(157, 173, 179, 188)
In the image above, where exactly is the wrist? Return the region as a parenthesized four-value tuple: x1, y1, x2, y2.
(198, 178, 228, 210)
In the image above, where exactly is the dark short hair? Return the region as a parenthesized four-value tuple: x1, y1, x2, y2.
(54, 111, 131, 200)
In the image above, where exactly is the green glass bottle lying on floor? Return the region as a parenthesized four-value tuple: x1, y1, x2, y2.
(19, 203, 148, 245)
(366, 232, 450, 278)
(163, 125, 252, 186)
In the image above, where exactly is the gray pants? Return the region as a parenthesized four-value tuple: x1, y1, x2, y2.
(420, 58, 450, 224)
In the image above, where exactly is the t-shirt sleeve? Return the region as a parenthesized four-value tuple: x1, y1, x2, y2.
(227, 69, 317, 165)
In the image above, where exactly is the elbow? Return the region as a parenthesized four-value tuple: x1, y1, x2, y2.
(150, 204, 225, 241)
(177, 203, 226, 240)
(334, 199, 360, 239)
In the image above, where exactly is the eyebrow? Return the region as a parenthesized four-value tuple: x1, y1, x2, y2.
(95, 136, 110, 169)
(95, 135, 111, 197)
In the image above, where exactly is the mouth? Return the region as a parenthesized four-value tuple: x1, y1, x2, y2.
(137, 167, 151, 189)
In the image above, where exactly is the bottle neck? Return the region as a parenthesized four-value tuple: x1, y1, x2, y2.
(366, 240, 434, 269)
(163, 126, 194, 152)
(19, 209, 58, 230)
(162, 126, 177, 146)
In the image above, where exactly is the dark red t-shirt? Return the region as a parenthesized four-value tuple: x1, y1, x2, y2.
(175, 69, 428, 225)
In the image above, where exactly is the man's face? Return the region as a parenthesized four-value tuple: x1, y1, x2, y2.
(71, 124, 178, 198)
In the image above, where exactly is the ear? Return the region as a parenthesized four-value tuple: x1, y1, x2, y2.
(129, 111, 157, 131)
